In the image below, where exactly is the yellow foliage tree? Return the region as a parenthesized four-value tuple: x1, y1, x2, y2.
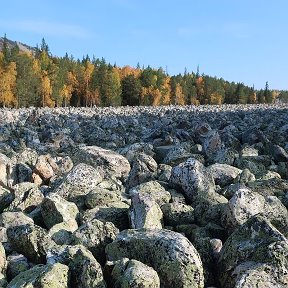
(161, 76, 171, 105)
(41, 72, 54, 107)
(0, 61, 17, 107)
(175, 83, 185, 105)
(210, 93, 223, 105)
(83, 62, 94, 106)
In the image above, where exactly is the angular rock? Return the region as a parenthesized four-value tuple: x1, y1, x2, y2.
(48, 220, 78, 245)
(33, 154, 58, 182)
(6, 253, 30, 281)
(41, 193, 79, 229)
(74, 145, 131, 180)
(7, 223, 55, 264)
(0, 186, 14, 213)
(6, 263, 69, 288)
(82, 201, 129, 231)
(170, 158, 215, 202)
(129, 193, 163, 229)
(105, 258, 160, 288)
(161, 202, 194, 226)
(54, 163, 102, 208)
(217, 215, 288, 288)
(126, 153, 157, 189)
(0, 153, 11, 187)
(73, 219, 119, 265)
(128, 180, 171, 207)
(47, 245, 106, 288)
(207, 163, 242, 187)
(85, 187, 122, 209)
(106, 229, 204, 287)
(221, 187, 288, 236)
(8, 182, 44, 213)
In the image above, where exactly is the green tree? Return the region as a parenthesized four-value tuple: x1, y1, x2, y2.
(121, 74, 141, 106)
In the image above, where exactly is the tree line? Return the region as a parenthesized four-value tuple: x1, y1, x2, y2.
(0, 36, 285, 108)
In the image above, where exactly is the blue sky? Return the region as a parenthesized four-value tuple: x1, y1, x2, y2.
(1, 0, 287, 90)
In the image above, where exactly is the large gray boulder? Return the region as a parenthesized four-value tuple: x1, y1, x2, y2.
(7, 223, 55, 264)
(6, 253, 30, 281)
(74, 145, 131, 180)
(0, 153, 11, 187)
(0, 187, 14, 213)
(41, 193, 79, 229)
(8, 182, 44, 213)
(161, 202, 194, 226)
(81, 201, 130, 231)
(106, 229, 204, 287)
(54, 163, 103, 208)
(129, 193, 163, 229)
(73, 219, 119, 265)
(47, 244, 106, 288)
(85, 187, 122, 209)
(222, 187, 288, 236)
(105, 258, 160, 288)
(169, 158, 215, 203)
(6, 263, 69, 288)
(217, 215, 288, 288)
(128, 181, 171, 207)
(126, 153, 158, 189)
(207, 163, 242, 187)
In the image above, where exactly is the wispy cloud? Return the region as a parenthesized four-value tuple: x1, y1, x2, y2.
(0, 19, 92, 39)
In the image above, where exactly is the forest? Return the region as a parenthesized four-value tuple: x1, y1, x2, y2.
(0, 36, 287, 108)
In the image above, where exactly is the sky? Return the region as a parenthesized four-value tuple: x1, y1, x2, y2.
(1, 0, 287, 90)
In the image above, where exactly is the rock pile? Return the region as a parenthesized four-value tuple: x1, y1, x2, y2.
(0, 104, 287, 287)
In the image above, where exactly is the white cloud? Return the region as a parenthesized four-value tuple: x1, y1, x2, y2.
(0, 19, 92, 39)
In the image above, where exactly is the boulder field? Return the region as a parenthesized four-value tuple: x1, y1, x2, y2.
(0, 104, 287, 287)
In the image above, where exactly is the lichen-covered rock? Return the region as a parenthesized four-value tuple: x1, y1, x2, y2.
(105, 258, 160, 288)
(48, 220, 78, 245)
(246, 178, 288, 197)
(128, 181, 171, 207)
(161, 202, 194, 226)
(169, 158, 215, 203)
(6, 253, 30, 281)
(54, 163, 103, 208)
(82, 201, 129, 231)
(126, 153, 158, 189)
(129, 193, 163, 229)
(234, 263, 288, 288)
(7, 223, 55, 264)
(41, 193, 79, 229)
(106, 229, 204, 288)
(207, 163, 242, 187)
(0, 187, 14, 213)
(7, 182, 44, 213)
(6, 263, 69, 288)
(47, 245, 106, 288)
(74, 145, 131, 180)
(73, 219, 119, 265)
(235, 168, 256, 184)
(221, 187, 288, 236)
(85, 188, 122, 209)
(234, 155, 271, 178)
(193, 191, 228, 226)
(0, 153, 11, 187)
(217, 215, 288, 288)
(0, 243, 6, 282)
(202, 130, 222, 162)
(271, 144, 288, 163)
(118, 142, 155, 163)
(157, 164, 172, 182)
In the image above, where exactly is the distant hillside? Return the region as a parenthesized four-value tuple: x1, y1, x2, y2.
(0, 37, 36, 54)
